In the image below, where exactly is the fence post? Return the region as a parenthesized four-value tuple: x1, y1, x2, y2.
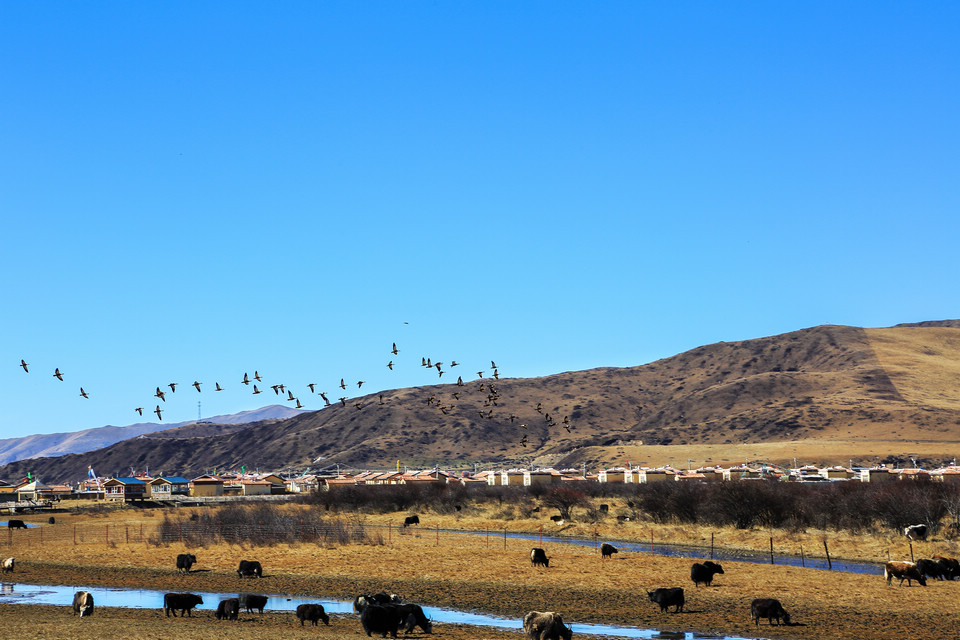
(388, 522, 392, 545)
(436, 523, 439, 547)
(594, 529, 598, 549)
(140, 523, 143, 543)
(486, 526, 489, 548)
(106, 524, 109, 545)
(769, 537, 774, 565)
(126, 525, 129, 544)
(823, 539, 832, 570)
(179, 521, 182, 543)
(73, 524, 76, 545)
(800, 544, 805, 568)
(539, 525, 542, 546)
(503, 527, 507, 550)
(909, 541, 914, 563)
(710, 532, 714, 560)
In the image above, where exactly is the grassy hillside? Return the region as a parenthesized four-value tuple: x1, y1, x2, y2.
(5, 321, 960, 483)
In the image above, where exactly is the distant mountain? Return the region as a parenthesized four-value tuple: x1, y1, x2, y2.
(5, 322, 960, 484)
(0, 405, 306, 466)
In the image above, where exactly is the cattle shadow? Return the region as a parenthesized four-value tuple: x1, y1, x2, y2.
(184, 568, 213, 573)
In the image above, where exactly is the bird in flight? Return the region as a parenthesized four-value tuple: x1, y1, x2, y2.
(357, 380, 364, 388)
(520, 434, 528, 447)
(215, 382, 224, 391)
(536, 402, 543, 413)
(392, 342, 399, 355)
(450, 361, 459, 367)
(155, 387, 166, 402)
(491, 360, 498, 369)
(319, 391, 330, 405)
(295, 398, 303, 409)
(379, 394, 385, 405)
(492, 369, 499, 380)
(457, 376, 464, 386)
(252, 385, 262, 395)
(339, 379, 346, 390)
(193, 381, 202, 392)
(53, 368, 64, 381)
(477, 371, 484, 378)
(339, 397, 347, 407)
(354, 402, 363, 410)
(79, 387, 89, 399)
(307, 383, 316, 393)
(387, 361, 393, 370)
(271, 384, 281, 395)
(242, 373, 250, 385)
(452, 392, 460, 400)
(20, 359, 29, 373)
(154, 405, 163, 420)
(286, 390, 295, 401)
(168, 382, 178, 393)
(254, 371, 262, 382)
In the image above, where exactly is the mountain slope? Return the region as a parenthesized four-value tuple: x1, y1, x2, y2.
(5, 322, 960, 483)
(0, 405, 306, 466)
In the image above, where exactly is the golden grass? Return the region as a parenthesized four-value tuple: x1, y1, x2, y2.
(4, 502, 960, 640)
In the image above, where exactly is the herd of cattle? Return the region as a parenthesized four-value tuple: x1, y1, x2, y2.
(7, 521, 960, 635)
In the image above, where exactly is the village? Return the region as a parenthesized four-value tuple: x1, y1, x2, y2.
(2, 460, 959, 511)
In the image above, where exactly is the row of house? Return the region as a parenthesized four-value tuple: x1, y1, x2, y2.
(4, 463, 959, 504)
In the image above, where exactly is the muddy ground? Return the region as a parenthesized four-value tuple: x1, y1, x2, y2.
(1, 506, 958, 639)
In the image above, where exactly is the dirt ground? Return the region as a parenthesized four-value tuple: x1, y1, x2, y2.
(2, 504, 959, 640)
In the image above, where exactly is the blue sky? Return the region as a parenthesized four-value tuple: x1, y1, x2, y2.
(2, 2, 958, 439)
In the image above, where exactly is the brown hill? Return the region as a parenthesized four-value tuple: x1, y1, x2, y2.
(6, 322, 960, 484)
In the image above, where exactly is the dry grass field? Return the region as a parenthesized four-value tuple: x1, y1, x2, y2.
(3, 502, 960, 640)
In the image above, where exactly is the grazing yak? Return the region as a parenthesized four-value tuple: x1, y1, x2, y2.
(176, 553, 196, 574)
(395, 603, 433, 634)
(600, 543, 618, 559)
(361, 603, 404, 637)
(164, 592, 204, 617)
(1, 557, 14, 573)
(522, 611, 573, 640)
(528, 612, 572, 640)
(531, 548, 550, 568)
(647, 588, 685, 613)
(72, 590, 94, 617)
(690, 561, 724, 587)
(237, 559, 263, 578)
(884, 561, 927, 587)
(7, 519, 27, 530)
(216, 598, 240, 621)
(905, 524, 928, 541)
(916, 558, 945, 580)
(934, 555, 960, 580)
(296, 603, 330, 626)
(750, 598, 790, 626)
(240, 593, 268, 614)
(403, 515, 420, 527)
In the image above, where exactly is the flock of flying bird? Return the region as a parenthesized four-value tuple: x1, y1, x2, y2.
(16, 342, 575, 451)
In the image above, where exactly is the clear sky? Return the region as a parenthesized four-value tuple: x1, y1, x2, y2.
(2, 2, 958, 440)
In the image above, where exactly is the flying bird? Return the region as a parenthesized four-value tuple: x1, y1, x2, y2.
(477, 371, 484, 378)
(135, 407, 143, 416)
(20, 359, 29, 373)
(154, 405, 163, 420)
(520, 434, 528, 447)
(452, 392, 460, 400)
(339, 397, 347, 406)
(450, 361, 459, 367)
(295, 398, 303, 409)
(254, 371, 262, 382)
(379, 394, 385, 405)
(215, 382, 223, 391)
(457, 376, 464, 386)
(435, 362, 443, 371)
(387, 361, 393, 370)
(319, 391, 330, 405)
(421, 357, 427, 366)
(53, 368, 64, 381)
(252, 385, 262, 394)
(287, 390, 295, 401)
(357, 381, 364, 388)
(491, 361, 498, 369)
(192, 381, 202, 392)
(242, 373, 250, 385)
(354, 402, 363, 410)
(536, 402, 543, 413)
(155, 387, 166, 402)
(392, 343, 399, 355)
(168, 382, 177, 392)
(339, 379, 346, 390)
(278, 384, 285, 393)
(271, 384, 281, 395)
(79, 387, 89, 399)
(492, 369, 499, 380)
(307, 383, 316, 393)
(509, 414, 518, 422)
